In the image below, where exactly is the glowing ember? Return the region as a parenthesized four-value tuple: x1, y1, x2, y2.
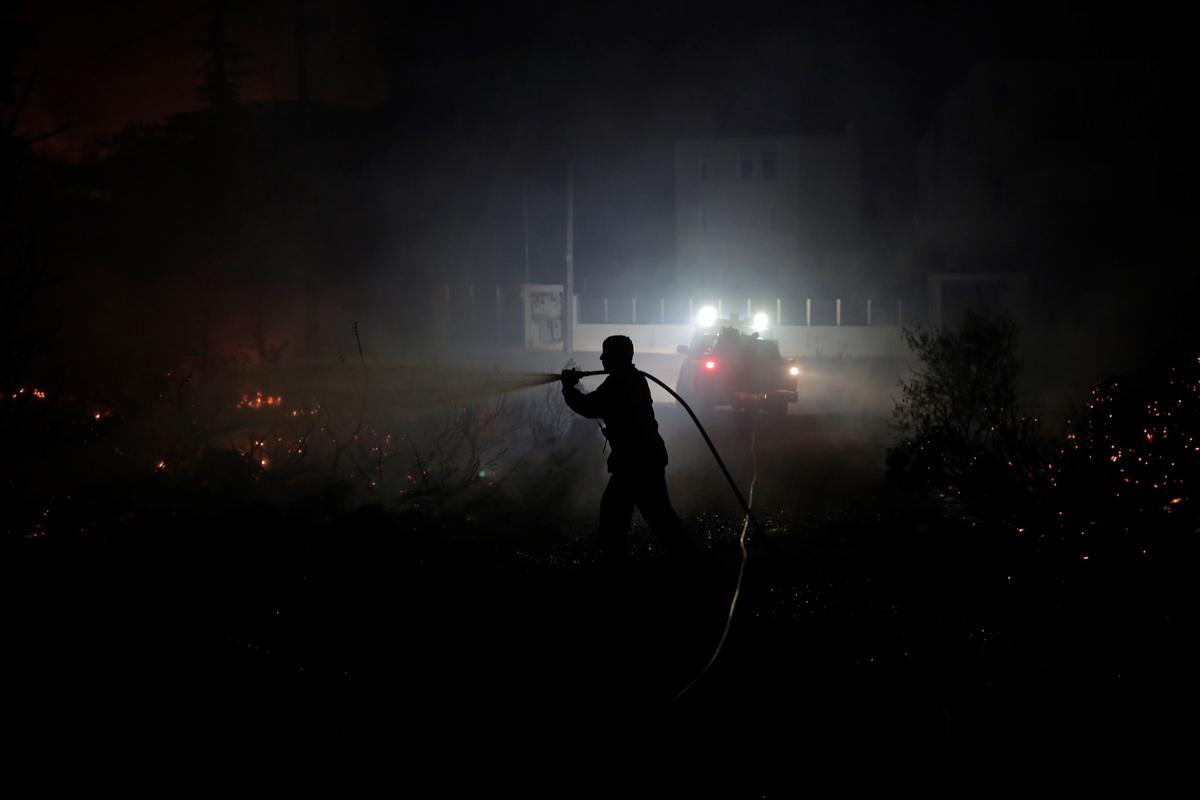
(236, 392, 285, 410)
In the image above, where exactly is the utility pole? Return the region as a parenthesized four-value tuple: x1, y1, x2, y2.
(564, 164, 574, 353)
(522, 182, 531, 284)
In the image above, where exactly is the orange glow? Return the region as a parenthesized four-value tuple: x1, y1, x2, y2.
(236, 391, 285, 410)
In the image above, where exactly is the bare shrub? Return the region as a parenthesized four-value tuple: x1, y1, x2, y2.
(887, 306, 1046, 515)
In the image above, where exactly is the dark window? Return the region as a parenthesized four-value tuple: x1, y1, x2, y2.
(993, 85, 1006, 120)
(761, 152, 778, 179)
(739, 155, 754, 179)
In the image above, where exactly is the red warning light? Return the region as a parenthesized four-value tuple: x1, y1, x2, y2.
(705, 360, 717, 370)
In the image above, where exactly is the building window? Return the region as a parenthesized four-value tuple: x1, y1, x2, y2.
(699, 155, 710, 180)
(739, 155, 754, 179)
(761, 152, 778, 179)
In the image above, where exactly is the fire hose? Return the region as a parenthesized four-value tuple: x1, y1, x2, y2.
(560, 368, 770, 701)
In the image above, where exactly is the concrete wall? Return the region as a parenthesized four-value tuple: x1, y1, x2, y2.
(772, 326, 910, 359)
(574, 323, 911, 359)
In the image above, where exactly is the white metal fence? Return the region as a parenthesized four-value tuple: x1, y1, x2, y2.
(574, 294, 909, 327)
(428, 284, 921, 357)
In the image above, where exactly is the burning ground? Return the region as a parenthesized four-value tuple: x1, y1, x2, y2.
(8, 348, 1200, 767)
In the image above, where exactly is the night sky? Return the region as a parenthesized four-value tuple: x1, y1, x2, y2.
(6, 0, 1197, 381)
(17, 1, 1188, 156)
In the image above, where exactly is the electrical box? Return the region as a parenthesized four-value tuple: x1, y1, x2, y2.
(522, 283, 564, 350)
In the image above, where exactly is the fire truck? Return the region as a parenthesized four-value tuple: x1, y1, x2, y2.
(675, 319, 800, 415)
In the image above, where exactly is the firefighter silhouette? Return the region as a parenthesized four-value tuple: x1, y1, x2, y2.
(562, 335, 698, 565)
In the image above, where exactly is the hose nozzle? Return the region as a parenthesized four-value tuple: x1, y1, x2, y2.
(560, 368, 606, 385)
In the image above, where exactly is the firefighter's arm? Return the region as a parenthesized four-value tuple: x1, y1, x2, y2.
(562, 377, 608, 419)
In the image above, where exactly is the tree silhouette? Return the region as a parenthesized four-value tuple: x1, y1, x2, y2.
(887, 306, 1045, 513)
(196, 0, 247, 112)
(1, 4, 35, 200)
(1, 5, 61, 386)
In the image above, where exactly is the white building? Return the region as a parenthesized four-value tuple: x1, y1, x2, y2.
(674, 134, 861, 294)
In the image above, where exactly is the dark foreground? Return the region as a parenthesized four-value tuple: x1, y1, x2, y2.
(8, 407, 1200, 786)
(11, 496, 1200, 762)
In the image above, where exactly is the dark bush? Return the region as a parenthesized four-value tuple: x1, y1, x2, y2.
(887, 307, 1046, 516)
